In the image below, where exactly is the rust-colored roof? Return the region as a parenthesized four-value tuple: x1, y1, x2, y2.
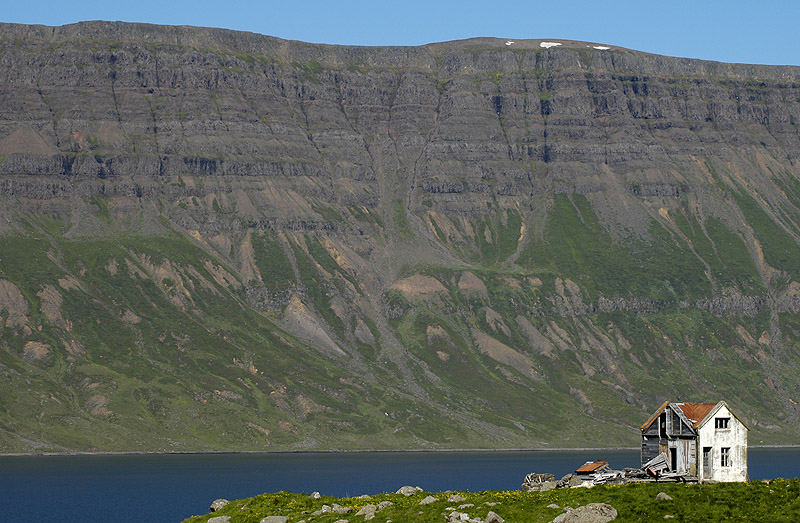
(675, 402, 718, 428)
(641, 401, 720, 430)
(575, 460, 608, 473)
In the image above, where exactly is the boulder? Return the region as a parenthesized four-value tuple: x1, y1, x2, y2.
(521, 473, 556, 491)
(485, 511, 504, 523)
(260, 517, 289, 523)
(310, 491, 321, 499)
(656, 492, 673, 501)
(448, 494, 468, 503)
(377, 501, 393, 510)
(210, 499, 230, 511)
(419, 495, 438, 505)
(332, 503, 351, 514)
(551, 503, 617, 523)
(356, 504, 376, 516)
(208, 517, 231, 523)
(397, 485, 423, 496)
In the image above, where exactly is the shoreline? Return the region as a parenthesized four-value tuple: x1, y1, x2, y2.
(2, 444, 799, 457)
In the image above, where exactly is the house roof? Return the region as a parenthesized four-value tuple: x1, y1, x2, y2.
(640, 401, 719, 430)
(575, 460, 608, 473)
(676, 402, 719, 428)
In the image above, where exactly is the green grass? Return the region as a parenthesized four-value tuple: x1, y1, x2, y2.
(730, 186, 800, 281)
(251, 231, 295, 289)
(519, 194, 710, 300)
(184, 479, 800, 522)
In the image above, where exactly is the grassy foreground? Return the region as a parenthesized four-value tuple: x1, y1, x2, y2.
(184, 479, 800, 522)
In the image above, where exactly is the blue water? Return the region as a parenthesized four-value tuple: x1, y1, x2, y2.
(0, 448, 797, 522)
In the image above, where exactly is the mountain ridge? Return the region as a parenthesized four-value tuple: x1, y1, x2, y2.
(1, 21, 799, 452)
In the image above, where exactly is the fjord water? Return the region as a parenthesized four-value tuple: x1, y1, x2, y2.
(1, 448, 798, 522)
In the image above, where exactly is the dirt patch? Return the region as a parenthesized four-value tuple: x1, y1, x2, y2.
(64, 339, 85, 358)
(436, 350, 450, 362)
(23, 341, 50, 361)
(282, 296, 345, 356)
(203, 260, 240, 289)
(484, 307, 511, 336)
(736, 325, 757, 347)
(37, 285, 68, 330)
(354, 318, 375, 344)
(472, 329, 539, 379)
(86, 394, 113, 417)
(105, 258, 118, 276)
(389, 274, 446, 298)
(458, 271, 487, 296)
(57, 275, 83, 292)
(0, 279, 29, 331)
(122, 309, 141, 324)
(238, 230, 260, 283)
(246, 421, 271, 438)
(125, 258, 148, 279)
(426, 325, 449, 345)
(296, 394, 328, 419)
(515, 316, 556, 357)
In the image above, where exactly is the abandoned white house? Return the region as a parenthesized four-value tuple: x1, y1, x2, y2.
(641, 401, 748, 482)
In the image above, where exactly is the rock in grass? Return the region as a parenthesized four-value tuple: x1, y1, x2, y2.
(332, 503, 352, 514)
(377, 501, 393, 510)
(448, 494, 467, 503)
(260, 517, 289, 523)
(485, 511, 504, 523)
(419, 495, 438, 505)
(356, 504, 376, 516)
(550, 503, 617, 522)
(397, 485, 423, 496)
(310, 491, 321, 499)
(210, 499, 230, 511)
(547, 504, 561, 509)
(664, 516, 675, 520)
(656, 492, 673, 501)
(208, 517, 231, 523)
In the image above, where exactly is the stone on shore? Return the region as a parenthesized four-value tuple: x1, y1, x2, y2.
(210, 499, 230, 512)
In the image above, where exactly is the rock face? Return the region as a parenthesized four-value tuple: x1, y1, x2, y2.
(1, 21, 800, 452)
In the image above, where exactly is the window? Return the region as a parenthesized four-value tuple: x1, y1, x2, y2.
(721, 447, 730, 467)
(715, 417, 730, 429)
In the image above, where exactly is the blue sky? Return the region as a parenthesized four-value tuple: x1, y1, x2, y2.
(2, 1, 799, 66)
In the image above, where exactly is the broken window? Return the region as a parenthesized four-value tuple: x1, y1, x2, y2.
(721, 447, 730, 467)
(715, 417, 730, 429)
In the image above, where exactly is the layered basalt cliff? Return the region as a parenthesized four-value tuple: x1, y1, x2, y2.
(1, 22, 799, 452)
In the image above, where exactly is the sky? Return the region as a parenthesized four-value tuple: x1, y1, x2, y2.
(1, 0, 799, 66)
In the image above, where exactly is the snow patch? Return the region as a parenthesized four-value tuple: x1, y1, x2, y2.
(505, 40, 514, 46)
(593, 45, 611, 50)
(540, 41, 562, 49)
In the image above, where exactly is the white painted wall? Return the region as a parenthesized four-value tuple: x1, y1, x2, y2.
(696, 404, 748, 482)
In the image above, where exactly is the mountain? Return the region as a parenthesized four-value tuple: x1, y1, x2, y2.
(1, 21, 799, 452)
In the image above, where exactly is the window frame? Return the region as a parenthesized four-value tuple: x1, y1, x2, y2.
(715, 417, 731, 430)
(720, 447, 731, 467)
